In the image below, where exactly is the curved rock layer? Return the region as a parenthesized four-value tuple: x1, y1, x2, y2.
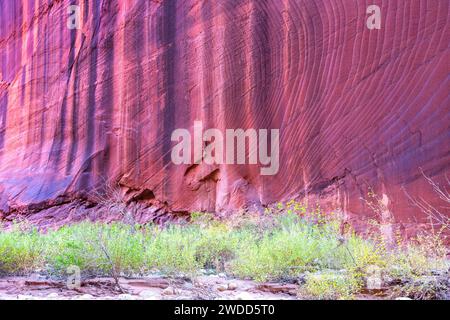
(0, 0, 449, 228)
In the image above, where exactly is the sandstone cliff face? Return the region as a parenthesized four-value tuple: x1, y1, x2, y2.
(0, 1, 448, 228)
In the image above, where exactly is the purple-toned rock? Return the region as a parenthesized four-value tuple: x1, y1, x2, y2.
(0, 1, 448, 230)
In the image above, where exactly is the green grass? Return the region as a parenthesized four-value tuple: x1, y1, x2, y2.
(46, 222, 147, 276)
(0, 205, 448, 299)
(0, 226, 45, 275)
(300, 271, 362, 300)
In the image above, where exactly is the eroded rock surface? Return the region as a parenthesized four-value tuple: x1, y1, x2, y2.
(0, 1, 448, 227)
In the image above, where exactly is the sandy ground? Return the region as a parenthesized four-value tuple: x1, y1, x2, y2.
(0, 273, 302, 300)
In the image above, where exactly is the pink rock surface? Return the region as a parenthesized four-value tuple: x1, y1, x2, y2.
(0, 1, 448, 228)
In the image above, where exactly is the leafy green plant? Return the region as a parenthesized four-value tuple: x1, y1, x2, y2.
(300, 271, 362, 300)
(0, 225, 46, 274)
(0, 202, 447, 300)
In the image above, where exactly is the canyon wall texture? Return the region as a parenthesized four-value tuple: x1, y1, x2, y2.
(0, 0, 449, 229)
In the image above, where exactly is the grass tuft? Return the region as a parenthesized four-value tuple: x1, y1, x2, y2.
(0, 202, 448, 299)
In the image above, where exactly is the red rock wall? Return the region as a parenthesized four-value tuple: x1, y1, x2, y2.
(0, 0, 449, 227)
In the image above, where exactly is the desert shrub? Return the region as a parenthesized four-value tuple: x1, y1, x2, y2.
(189, 211, 215, 227)
(0, 226, 46, 274)
(47, 222, 102, 275)
(97, 223, 147, 275)
(193, 224, 241, 271)
(145, 225, 200, 275)
(386, 236, 448, 279)
(335, 233, 386, 270)
(47, 222, 146, 277)
(229, 213, 341, 281)
(145, 222, 244, 275)
(300, 271, 362, 300)
(0, 201, 447, 300)
(390, 272, 450, 300)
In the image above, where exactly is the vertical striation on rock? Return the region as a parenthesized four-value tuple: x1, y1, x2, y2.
(0, 0, 449, 228)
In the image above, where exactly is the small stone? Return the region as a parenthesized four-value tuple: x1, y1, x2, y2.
(162, 286, 175, 295)
(77, 294, 94, 300)
(227, 282, 238, 290)
(395, 297, 412, 300)
(217, 284, 228, 292)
